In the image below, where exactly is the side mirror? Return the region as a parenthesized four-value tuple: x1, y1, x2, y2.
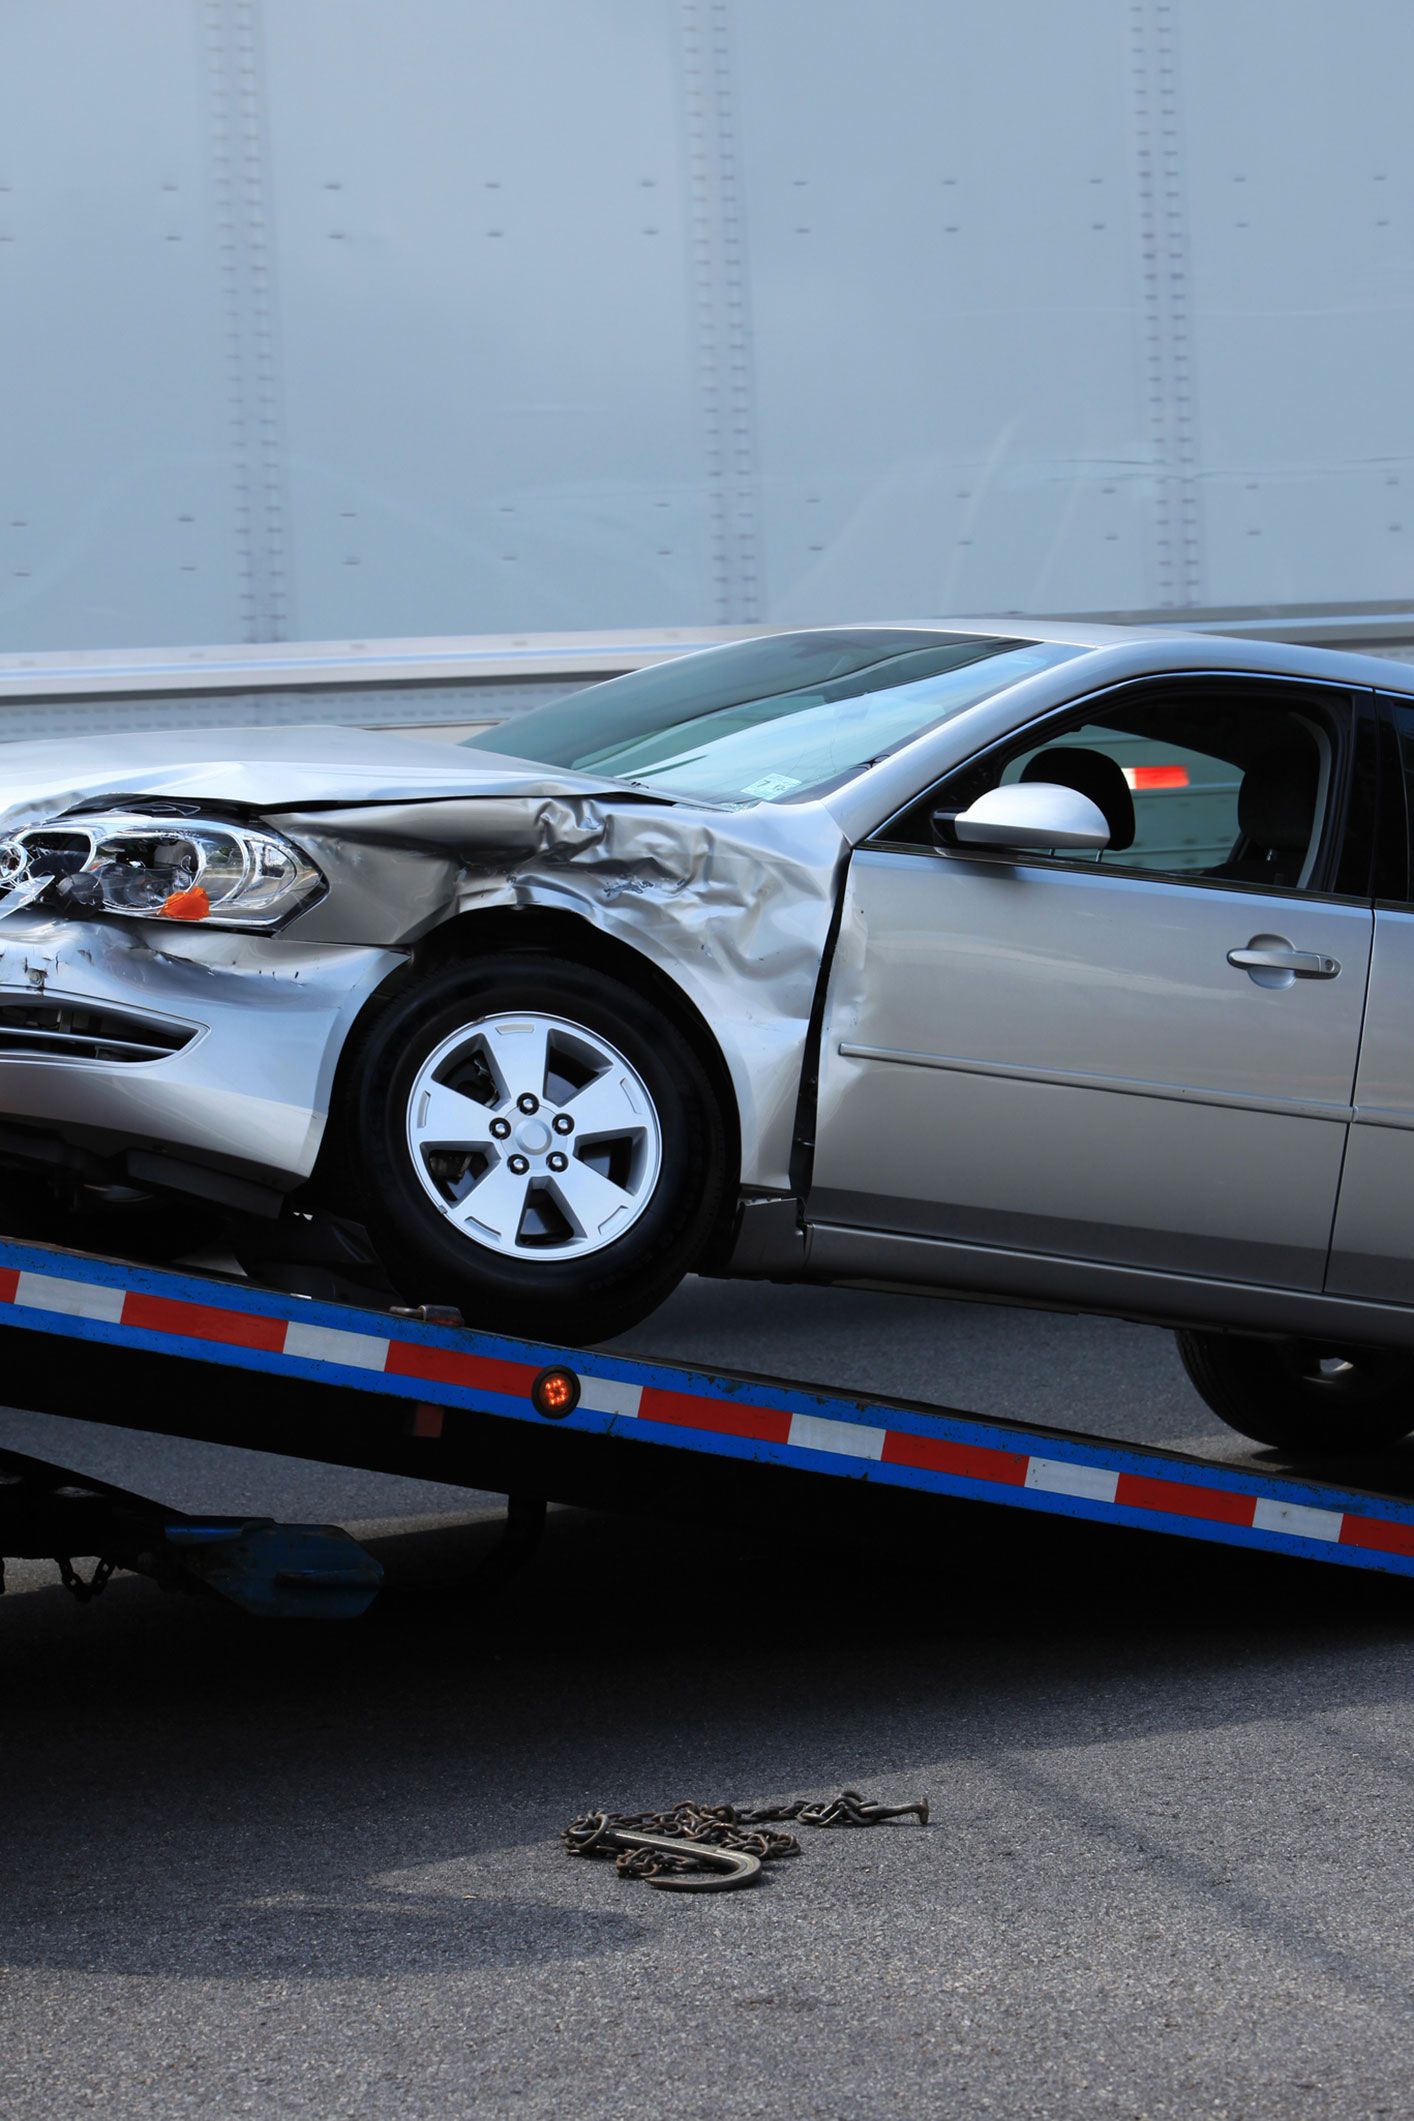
(933, 781, 1111, 854)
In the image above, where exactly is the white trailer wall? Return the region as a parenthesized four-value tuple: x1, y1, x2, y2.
(2, 0, 1412, 651)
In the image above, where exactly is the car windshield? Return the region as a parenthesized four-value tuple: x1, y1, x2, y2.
(462, 630, 1084, 803)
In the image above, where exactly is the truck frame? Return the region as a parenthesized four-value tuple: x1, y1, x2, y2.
(0, 1231, 1410, 1618)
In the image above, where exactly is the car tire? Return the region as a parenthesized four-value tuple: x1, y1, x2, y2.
(1175, 1328, 1414, 1455)
(349, 952, 730, 1343)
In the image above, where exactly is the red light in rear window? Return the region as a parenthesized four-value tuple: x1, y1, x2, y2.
(1126, 764, 1190, 790)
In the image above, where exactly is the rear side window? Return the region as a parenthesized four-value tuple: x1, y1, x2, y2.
(1377, 695, 1414, 901)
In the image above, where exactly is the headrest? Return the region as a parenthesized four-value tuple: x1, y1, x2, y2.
(1020, 746, 1135, 851)
(1237, 745, 1319, 854)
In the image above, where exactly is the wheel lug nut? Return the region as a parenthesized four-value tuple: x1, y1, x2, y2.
(552, 1112, 574, 1134)
(507, 1154, 530, 1175)
(490, 1117, 512, 1140)
(517, 1093, 539, 1115)
(547, 1151, 568, 1174)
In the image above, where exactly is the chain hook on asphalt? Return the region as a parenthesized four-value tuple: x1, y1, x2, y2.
(563, 1790, 929, 1893)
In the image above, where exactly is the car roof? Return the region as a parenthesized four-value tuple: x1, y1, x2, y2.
(780, 617, 1414, 693)
(806, 623, 1414, 841)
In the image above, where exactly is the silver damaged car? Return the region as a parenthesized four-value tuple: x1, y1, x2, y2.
(2, 620, 1414, 1457)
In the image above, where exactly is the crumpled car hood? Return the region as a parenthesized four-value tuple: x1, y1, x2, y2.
(0, 722, 629, 833)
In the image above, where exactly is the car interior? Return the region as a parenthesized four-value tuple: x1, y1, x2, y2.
(886, 686, 1343, 890)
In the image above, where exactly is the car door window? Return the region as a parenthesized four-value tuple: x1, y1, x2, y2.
(883, 683, 1357, 899)
(999, 725, 1246, 876)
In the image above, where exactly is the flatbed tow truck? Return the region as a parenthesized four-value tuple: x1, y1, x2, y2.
(2, 632, 1412, 1618)
(1, 1230, 1412, 1620)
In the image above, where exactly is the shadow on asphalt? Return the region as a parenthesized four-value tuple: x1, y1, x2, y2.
(3, 1498, 1410, 1980)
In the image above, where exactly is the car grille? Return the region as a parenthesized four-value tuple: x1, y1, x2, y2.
(0, 1001, 196, 1064)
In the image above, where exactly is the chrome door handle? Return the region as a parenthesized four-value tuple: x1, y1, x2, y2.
(1227, 946, 1340, 978)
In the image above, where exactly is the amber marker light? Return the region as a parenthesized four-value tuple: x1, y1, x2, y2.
(161, 883, 212, 921)
(531, 1366, 581, 1419)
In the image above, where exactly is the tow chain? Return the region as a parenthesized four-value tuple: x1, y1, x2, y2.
(563, 1789, 929, 1893)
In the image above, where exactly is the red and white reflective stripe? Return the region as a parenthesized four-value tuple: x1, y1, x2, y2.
(0, 1266, 539, 1399)
(575, 1372, 1413, 1559)
(1, 1266, 1409, 1563)
(574, 1375, 645, 1421)
(283, 1322, 389, 1372)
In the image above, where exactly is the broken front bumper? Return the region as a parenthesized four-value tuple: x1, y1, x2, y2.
(0, 912, 405, 1190)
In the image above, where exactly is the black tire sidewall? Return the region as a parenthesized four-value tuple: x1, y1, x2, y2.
(350, 953, 726, 1337)
(1176, 1329, 1414, 1453)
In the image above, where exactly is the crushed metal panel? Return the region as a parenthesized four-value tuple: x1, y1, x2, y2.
(273, 794, 851, 1191)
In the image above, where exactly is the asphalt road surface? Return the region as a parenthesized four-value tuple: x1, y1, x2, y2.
(2, 1278, 1411, 2119)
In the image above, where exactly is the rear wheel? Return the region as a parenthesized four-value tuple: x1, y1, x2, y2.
(1176, 1329, 1414, 1454)
(350, 953, 729, 1342)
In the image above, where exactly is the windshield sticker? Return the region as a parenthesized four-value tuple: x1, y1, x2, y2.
(742, 772, 802, 800)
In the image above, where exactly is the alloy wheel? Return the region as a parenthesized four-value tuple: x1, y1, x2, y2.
(404, 1010, 663, 1260)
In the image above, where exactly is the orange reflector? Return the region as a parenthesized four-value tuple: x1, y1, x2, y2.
(1125, 764, 1189, 790)
(162, 883, 212, 920)
(531, 1366, 581, 1419)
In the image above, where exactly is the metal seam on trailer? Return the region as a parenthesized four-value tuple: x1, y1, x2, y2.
(677, 0, 763, 627)
(1129, 0, 1204, 610)
(0, 1239, 1410, 1575)
(205, 0, 292, 642)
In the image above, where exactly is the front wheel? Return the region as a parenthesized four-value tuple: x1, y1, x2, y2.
(1175, 1329, 1414, 1455)
(349, 953, 730, 1343)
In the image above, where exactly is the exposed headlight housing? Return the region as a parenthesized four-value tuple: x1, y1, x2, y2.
(0, 812, 324, 931)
